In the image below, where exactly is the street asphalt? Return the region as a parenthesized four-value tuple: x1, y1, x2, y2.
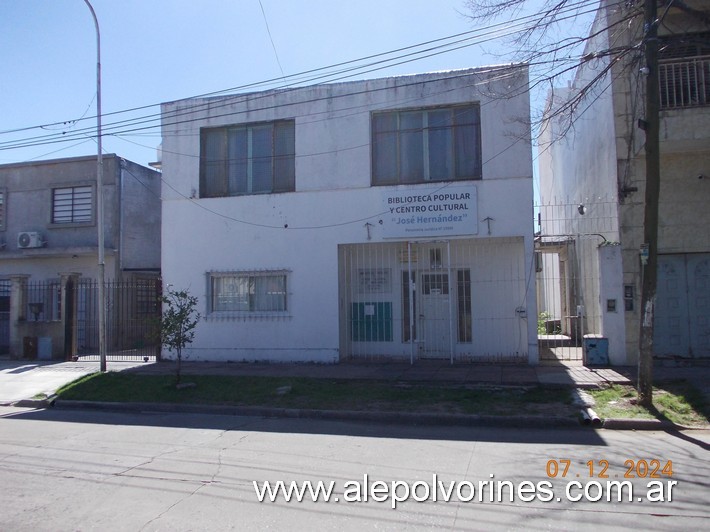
(1, 406, 708, 531)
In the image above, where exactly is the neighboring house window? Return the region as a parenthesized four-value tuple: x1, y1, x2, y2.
(52, 185, 92, 224)
(200, 120, 295, 198)
(0, 190, 5, 231)
(372, 105, 482, 185)
(659, 32, 710, 109)
(209, 271, 288, 313)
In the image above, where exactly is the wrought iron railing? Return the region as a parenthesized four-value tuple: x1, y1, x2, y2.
(659, 55, 710, 109)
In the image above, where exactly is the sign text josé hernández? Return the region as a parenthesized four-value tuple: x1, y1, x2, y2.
(382, 184, 477, 238)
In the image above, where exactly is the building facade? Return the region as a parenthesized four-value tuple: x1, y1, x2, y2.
(538, 0, 710, 363)
(160, 67, 537, 363)
(0, 154, 161, 357)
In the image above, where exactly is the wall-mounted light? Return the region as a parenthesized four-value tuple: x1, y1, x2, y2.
(578, 204, 587, 215)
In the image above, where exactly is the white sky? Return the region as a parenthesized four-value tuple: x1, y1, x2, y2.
(0, 0, 594, 188)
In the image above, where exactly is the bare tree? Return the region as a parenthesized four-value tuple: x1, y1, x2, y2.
(466, 0, 710, 409)
(463, 0, 645, 143)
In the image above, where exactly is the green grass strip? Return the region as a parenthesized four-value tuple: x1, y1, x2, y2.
(57, 373, 575, 417)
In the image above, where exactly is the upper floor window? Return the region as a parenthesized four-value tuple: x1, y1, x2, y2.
(200, 120, 295, 198)
(372, 105, 482, 186)
(52, 185, 92, 224)
(659, 32, 710, 109)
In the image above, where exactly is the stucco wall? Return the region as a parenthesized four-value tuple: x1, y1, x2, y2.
(0, 155, 161, 282)
(119, 159, 161, 271)
(540, 0, 710, 363)
(161, 67, 537, 363)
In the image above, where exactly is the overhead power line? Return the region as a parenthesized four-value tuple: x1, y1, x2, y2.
(0, 0, 613, 154)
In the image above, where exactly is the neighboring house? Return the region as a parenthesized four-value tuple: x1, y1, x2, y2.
(538, 0, 710, 364)
(160, 66, 538, 364)
(0, 154, 161, 357)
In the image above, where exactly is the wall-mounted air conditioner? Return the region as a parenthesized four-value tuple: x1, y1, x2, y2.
(17, 232, 44, 249)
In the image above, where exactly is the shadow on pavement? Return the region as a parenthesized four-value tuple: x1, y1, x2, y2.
(1, 405, 610, 446)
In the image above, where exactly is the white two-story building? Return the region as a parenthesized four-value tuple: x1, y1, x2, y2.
(160, 66, 537, 364)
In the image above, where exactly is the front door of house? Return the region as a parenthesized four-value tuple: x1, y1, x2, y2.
(419, 272, 451, 358)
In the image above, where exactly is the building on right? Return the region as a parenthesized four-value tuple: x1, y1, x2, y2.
(537, 0, 710, 365)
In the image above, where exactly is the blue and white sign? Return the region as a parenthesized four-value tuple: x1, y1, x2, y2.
(381, 184, 477, 239)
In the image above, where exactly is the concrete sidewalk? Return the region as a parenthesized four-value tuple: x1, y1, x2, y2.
(0, 359, 149, 406)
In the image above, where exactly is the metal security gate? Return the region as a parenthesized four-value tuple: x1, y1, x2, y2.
(76, 278, 162, 361)
(535, 199, 619, 365)
(655, 253, 710, 358)
(339, 238, 529, 363)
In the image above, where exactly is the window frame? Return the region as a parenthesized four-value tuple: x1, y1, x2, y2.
(371, 104, 482, 186)
(199, 119, 295, 198)
(207, 270, 290, 318)
(50, 184, 94, 226)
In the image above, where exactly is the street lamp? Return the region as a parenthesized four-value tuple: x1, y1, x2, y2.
(83, 0, 106, 372)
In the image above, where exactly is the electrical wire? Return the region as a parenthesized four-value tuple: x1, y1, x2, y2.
(257, 0, 287, 83)
(0, 0, 598, 138)
(0, 0, 619, 153)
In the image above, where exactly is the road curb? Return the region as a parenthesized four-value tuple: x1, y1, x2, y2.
(12, 394, 58, 409)
(17, 400, 705, 431)
(54, 399, 582, 429)
(601, 417, 696, 431)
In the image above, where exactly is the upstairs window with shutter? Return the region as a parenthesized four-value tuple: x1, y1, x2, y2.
(52, 185, 93, 224)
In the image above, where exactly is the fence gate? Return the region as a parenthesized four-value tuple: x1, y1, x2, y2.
(75, 278, 162, 362)
(535, 199, 619, 365)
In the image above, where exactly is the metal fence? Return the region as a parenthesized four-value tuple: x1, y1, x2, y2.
(535, 198, 620, 364)
(338, 237, 530, 363)
(0, 277, 161, 360)
(23, 280, 62, 322)
(75, 278, 161, 362)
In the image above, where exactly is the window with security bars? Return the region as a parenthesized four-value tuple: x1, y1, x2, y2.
(200, 120, 295, 198)
(209, 272, 287, 313)
(52, 186, 92, 224)
(372, 104, 482, 185)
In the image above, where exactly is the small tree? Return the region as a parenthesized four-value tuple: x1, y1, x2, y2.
(159, 288, 200, 385)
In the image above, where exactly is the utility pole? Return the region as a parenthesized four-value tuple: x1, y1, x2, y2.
(84, 0, 107, 373)
(638, 0, 661, 407)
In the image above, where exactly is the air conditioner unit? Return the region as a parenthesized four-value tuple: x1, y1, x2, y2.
(17, 232, 44, 249)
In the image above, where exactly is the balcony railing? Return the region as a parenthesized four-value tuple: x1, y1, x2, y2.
(659, 55, 710, 109)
